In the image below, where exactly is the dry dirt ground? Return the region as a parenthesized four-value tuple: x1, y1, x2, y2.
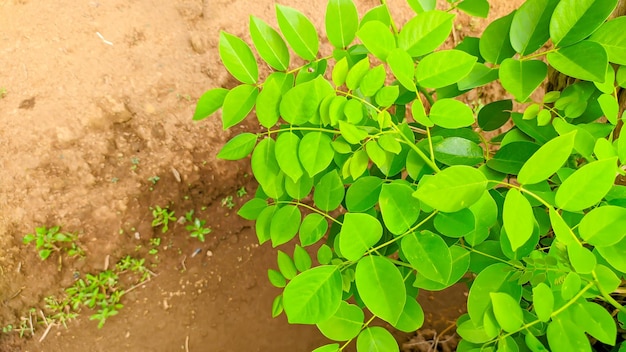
(0, 0, 521, 351)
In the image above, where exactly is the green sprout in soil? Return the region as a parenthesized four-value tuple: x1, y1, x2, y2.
(23, 226, 84, 269)
(0, 88, 6, 99)
(148, 237, 160, 256)
(130, 157, 140, 171)
(221, 195, 235, 209)
(148, 175, 160, 185)
(236, 186, 247, 197)
(151, 206, 176, 233)
(184, 210, 211, 242)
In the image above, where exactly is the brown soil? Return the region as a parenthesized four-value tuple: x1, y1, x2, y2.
(0, 0, 521, 351)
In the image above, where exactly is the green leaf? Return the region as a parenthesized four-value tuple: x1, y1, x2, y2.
(299, 132, 335, 177)
(268, 269, 286, 288)
(590, 17, 626, 65)
(598, 94, 619, 125)
(479, 12, 516, 64)
(283, 266, 342, 324)
(299, 213, 329, 247)
(317, 244, 333, 265)
(219, 31, 258, 84)
(314, 171, 345, 212)
(434, 209, 475, 238)
(413, 245, 470, 290)
(549, 0, 618, 47)
(503, 189, 534, 251)
(467, 263, 521, 325)
(549, 208, 578, 245)
(285, 174, 313, 200)
(490, 292, 523, 332)
(532, 283, 553, 322)
(477, 100, 513, 132)
(250, 16, 290, 71)
(280, 76, 333, 125)
(222, 84, 258, 129)
(597, 236, 626, 272)
(387, 49, 416, 91)
(237, 198, 268, 220)
(411, 99, 434, 127)
(276, 4, 319, 60)
(457, 0, 489, 17)
(510, 0, 559, 55)
(548, 318, 592, 352)
(313, 345, 340, 352)
(317, 301, 364, 341)
(413, 165, 487, 212)
(547, 41, 608, 82)
(346, 57, 370, 91)
(617, 65, 626, 88)
(457, 63, 499, 90)
(340, 213, 383, 261)
(357, 20, 395, 61)
(256, 205, 277, 244)
(217, 133, 257, 160)
(555, 157, 617, 211)
(346, 177, 383, 212)
(579, 205, 626, 247)
(517, 130, 576, 184)
(429, 99, 475, 129)
(277, 250, 298, 279)
(256, 72, 293, 128)
(275, 132, 304, 182)
(251, 138, 284, 199)
(355, 256, 406, 325)
(568, 244, 596, 274)
(356, 327, 399, 352)
(193, 88, 228, 121)
(378, 134, 402, 154)
(416, 50, 476, 89)
(360, 5, 391, 27)
(375, 86, 399, 107)
(325, 0, 359, 49)
(272, 295, 283, 317)
(379, 183, 420, 235)
(499, 59, 547, 102)
(360, 65, 386, 96)
(406, 0, 435, 13)
(293, 245, 312, 272)
(394, 299, 424, 332)
(332, 57, 349, 87)
(487, 141, 539, 175)
(339, 121, 368, 145)
(433, 137, 484, 166)
(398, 10, 454, 57)
(561, 271, 581, 300)
(402, 231, 452, 284)
(574, 301, 617, 345)
(270, 205, 302, 247)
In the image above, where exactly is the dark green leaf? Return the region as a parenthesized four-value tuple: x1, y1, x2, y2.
(487, 141, 540, 175)
(499, 59, 547, 102)
(398, 10, 454, 57)
(219, 31, 259, 84)
(547, 41, 608, 82)
(355, 256, 406, 325)
(479, 12, 516, 64)
(477, 100, 512, 132)
(222, 84, 258, 129)
(217, 133, 257, 160)
(283, 266, 342, 324)
(549, 0, 618, 47)
(276, 4, 319, 60)
(325, 0, 359, 49)
(193, 88, 228, 121)
(250, 16, 290, 71)
(416, 50, 476, 89)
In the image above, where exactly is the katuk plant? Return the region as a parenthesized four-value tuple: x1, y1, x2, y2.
(194, 0, 626, 351)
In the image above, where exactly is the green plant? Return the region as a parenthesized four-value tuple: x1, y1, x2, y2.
(148, 175, 160, 185)
(195, 0, 626, 351)
(0, 87, 7, 99)
(237, 186, 248, 197)
(185, 210, 211, 242)
(221, 195, 235, 209)
(151, 206, 176, 233)
(23, 226, 84, 262)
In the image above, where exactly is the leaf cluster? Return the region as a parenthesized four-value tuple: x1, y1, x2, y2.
(195, 0, 626, 351)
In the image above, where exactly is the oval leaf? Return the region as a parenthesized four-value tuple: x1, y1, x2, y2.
(546, 41, 608, 82)
(193, 88, 228, 121)
(379, 183, 420, 235)
(222, 84, 259, 130)
(549, 0, 618, 47)
(503, 189, 534, 251)
(555, 157, 617, 211)
(325, 0, 359, 49)
(340, 213, 383, 261)
(355, 256, 406, 325)
(413, 165, 487, 212)
(402, 231, 452, 284)
(250, 16, 290, 71)
(429, 99, 475, 129)
(217, 133, 257, 160)
(517, 130, 576, 184)
(219, 31, 258, 84)
(283, 266, 343, 324)
(398, 10, 454, 57)
(276, 4, 319, 60)
(499, 58, 547, 102)
(416, 50, 477, 89)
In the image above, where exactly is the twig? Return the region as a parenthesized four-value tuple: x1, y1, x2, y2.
(39, 323, 56, 342)
(39, 310, 49, 327)
(185, 336, 190, 352)
(181, 255, 187, 271)
(123, 277, 155, 295)
(96, 32, 113, 46)
(28, 310, 34, 336)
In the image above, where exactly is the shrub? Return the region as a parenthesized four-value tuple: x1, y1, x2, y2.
(194, 0, 626, 350)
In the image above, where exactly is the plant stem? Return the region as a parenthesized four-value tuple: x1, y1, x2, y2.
(265, 126, 341, 137)
(274, 201, 343, 226)
(417, 85, 435, 106)
(592, 270, 626, 314)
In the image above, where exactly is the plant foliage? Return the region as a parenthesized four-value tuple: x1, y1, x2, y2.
(195, 0, 626, 350)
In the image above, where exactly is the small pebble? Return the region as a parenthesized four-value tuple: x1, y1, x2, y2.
(134, 232, 141, 240)
(206, 250, 213, 257)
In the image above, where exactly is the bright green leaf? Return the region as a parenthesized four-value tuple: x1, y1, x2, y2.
(402, 231, 452, 284)
(299, 213, 329, 247)
(578, 205, 626, 247)
(433, 137, 484, 166)
(413, 165, 487, 212)
(590, 17, 626, 65)
(574, 301, 617, 345)
(387, 49, 416, 91)
(222, 84, 258, 129)
(532, 283, 553, 322)
(325, 0, 359, 49)
(416, 50, 476, 89)
(503, 189, 534, 251)
(380, 183, 420, 235)
(299, 132, 335, 177)
(510, 0, 559, 55)
(479, 12, 516, 64)
(257, 72, 294, 128)
(555, 157, 617, 211)
(219, 31, 259, 84)
(547, 41, 608, 82)
(346, 177, 383, 212)
(429, 99, 475, 129)
(193, 88, 228, 121)
(283, 266, 342, 324)
(217, 133, 257, 160)
(549, 0, 618, 47)
(317, 301, 364, 341)
(250, 16, 290, 71)
(270, 205, 302, 247)
(499, 59, 547, 102)
(355, 256, 406, 325)
(276, 4, 319, 60)
(340, 213, 383, 261)
(314, 171, 345, 212)
(457, 0, 489, 17)
(356, 327, 399, 352)
(277, 250, 298, 279)
(398, 10, 454, 57)
(490, 292, 523, 332)
(547, 317, 591, 352)
(517, 130, 576, 184)
(357, 20, 395, 61)
(275, 132, 304, 182)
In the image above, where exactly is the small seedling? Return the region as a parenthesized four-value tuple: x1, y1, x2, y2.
(148, 176, 160, 185)
(23, 226, 84, 264)
(0, 88, 6, 99)
(185, 211, 211, 242)
(110, 177, 119, 184)
(151, 206, 176, 233)
(130, 157, 140, 171)
(221, 196, 235, 209)
(236, 187, 247, 197)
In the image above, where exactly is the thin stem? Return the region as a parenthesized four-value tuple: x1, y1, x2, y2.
(336, 90, 380, 112)
(265, 127, 341, 137)
(520, 48, 558, 62)
(592, 271, 626, 314)
(465, 247, 525, 270)
(274, 201, 343, 226)
(285, 55, 334, 76)
(417, 85, 435, 106)
(426, 127, 436, 165)
(393, 124, 441, 172)
(365, 210, 439, 255)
